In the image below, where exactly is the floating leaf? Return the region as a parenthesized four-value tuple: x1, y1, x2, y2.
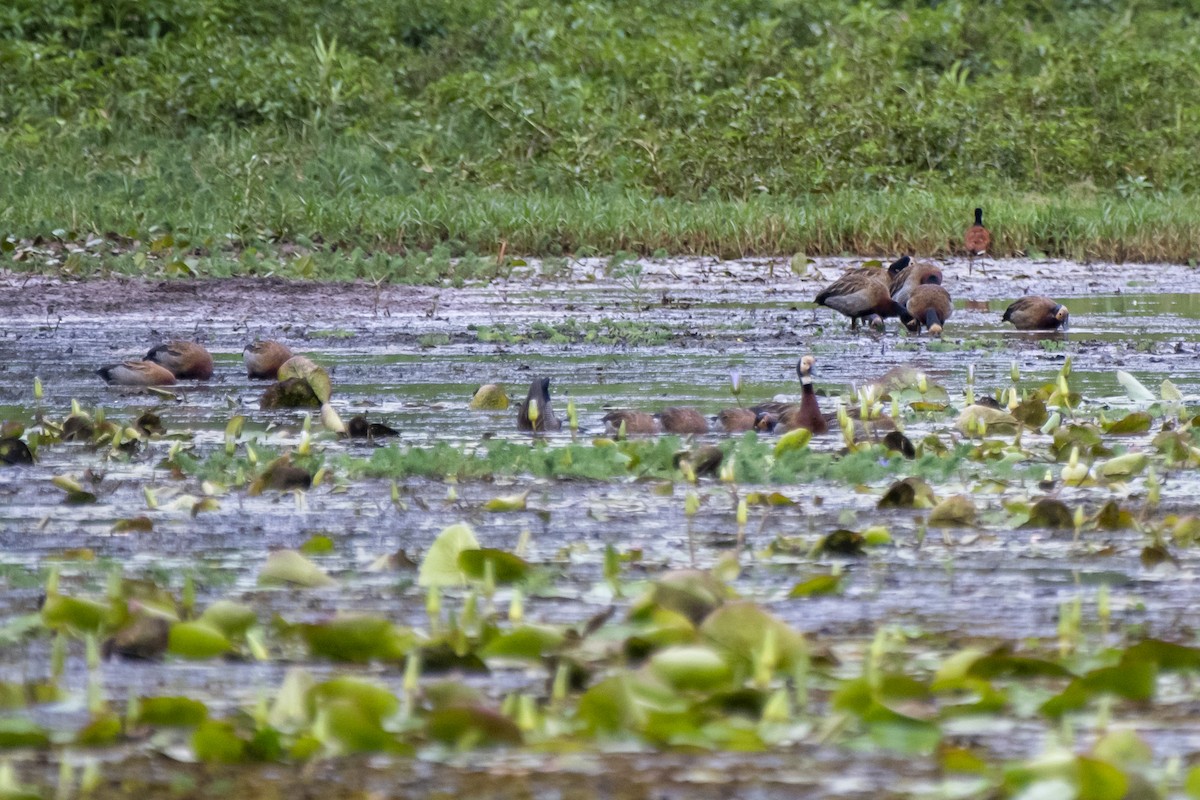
(1102, 412, 1152, 435)
(197, 601, 257, 639)
(1162, 379, 1184, 403)
(817, 529, 866, 556)
(458, 549, 530, 584)
(300, 616, 412, 663)
(955, 405, 1019, 435)
(469, 384, 510, 410)
(650, 645, 734, 691)
(192, 721, 248, 763)
(774, 427, 812, 455)
(788, 573, 843, 597)
(1116, 370, 1155, 402)
(1093, 501, 1132, 530)
(300, 534, 335, 555)
(40, 594, 108, 633)
(167, 622, 232, 659)
(878, 477, 935, 509)
(701, 602, 807, 673)
(259, 550, 336, 588)
(928, 495, 976, 526)
(417, 523, 481, 588)
(0, 717, 50, 748)
(1097, 452, 1148, 478)
(311, 677, 400, 722)
(745, 491, 796, 506)
(480, 625, 566, 659)
(1021, 498, 1073, 529)
(137, 696, 209, 727)
(483, 491, 529, 512)
(426, 705, 522, 747)
(112, 516, 153, 533)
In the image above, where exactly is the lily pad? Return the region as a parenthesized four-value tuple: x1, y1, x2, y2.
(259, 549, 336, 588)
(417, 523, 481, 588)
(458, 548, 530, 584)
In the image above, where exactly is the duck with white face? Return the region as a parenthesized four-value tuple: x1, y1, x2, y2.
(1002, 296, 1070, 331)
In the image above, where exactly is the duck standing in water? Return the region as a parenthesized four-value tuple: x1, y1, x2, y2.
(517, 377, 563, 432)
(889, 260, 943, 306)
(753, 355, 828, 435)
(145, 341, 214, 380)
(1002, 296, 1070, 330)
(814, 265, 911, 330)
(964, 208, 991, 274)
(244, 340, 294, 379)
(656, 407, 709, 435)
(905, 284, 953, 335)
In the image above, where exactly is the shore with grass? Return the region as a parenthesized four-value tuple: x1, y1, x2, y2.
(3, 0, 1200, 274)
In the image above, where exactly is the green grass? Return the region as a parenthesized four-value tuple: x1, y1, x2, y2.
(4, 0, 1200, 269)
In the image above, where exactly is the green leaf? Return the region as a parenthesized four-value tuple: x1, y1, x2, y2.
(787, 573, 842, 597)
(1102, 412, 1152, 435)
(197, 600, 257, 639)
(479, 625, 565, 659)
(426, 705, 522, 746)
(458, 548, 529, 583)
(701, 602, 806, 674)
(137, 696, 209, 727)
(259, 549, 336, 588)
(417, 523, 481, 587)
(40, 594, 109, 633)
(0, 717, 50, 749)
(167, 621, 232, 659)
(311, 677, 399, 722)
(650, 645, 734, 691)
(192, 720, 248, 763)
(299, 616, 412, 663)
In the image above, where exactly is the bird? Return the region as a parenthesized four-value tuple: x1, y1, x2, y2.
(716, 408, 776, 433)
(145, 341, 213, 380)
(243, 340, 294, 380)
(889, 260, 943, 306)
(657, 407, 709, 435)
(517, 377, 563, 432)
(905, 284, 953, 335)
(1002, 296, 1070, 331)
(753, 356, 828, 435)
(97, 360, 177, 386)
(602, 410, 660, 436)
(964, 208, 991, 274)
(814, 267, 911, 330)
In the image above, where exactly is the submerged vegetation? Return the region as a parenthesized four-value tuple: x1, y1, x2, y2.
(3, 0, 1200, 265)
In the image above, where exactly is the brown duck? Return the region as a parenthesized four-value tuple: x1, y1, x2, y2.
(517, 377, 563, 432)
(657, 407, 709, 435)
(905, 284, 953, 335)
(889, 260, 943, 306)
(815, 267, 910, 329)
(97, 360, 177, 386)
(1002, 296, 1070, 331)
(716, 408, 776, 433)
(964, 207, 991, 274)
(244, 340, 294, 379)
(753, 356, 828, 435)
(145, 341, 214, 380)
(602, 410, 660, 436)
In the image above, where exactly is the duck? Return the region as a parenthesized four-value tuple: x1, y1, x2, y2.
(814, 268, 910, 330)
(517, 377, 563, 432)
(716, 408, 776, 433)
(752, 356, 828, 435)
(1002, 296, 1070, 331)
(145, 341, 214, 380)
(244, 340, 294, 379)
(964, 207, 991, 274)
(905, 284, 953, 335)
(889, 260, 944, 306)
(97, 360, 177, 387)
(657, 407, 709, 435)
(602, 410, 660, 436)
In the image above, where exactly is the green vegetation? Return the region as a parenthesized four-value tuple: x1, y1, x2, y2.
(3, 0, 1200, 267)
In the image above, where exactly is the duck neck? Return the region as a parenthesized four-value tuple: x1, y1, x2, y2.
(801, 374, 815, 396)
(925, 308, 940, 329)
(974, 208, 983, 225)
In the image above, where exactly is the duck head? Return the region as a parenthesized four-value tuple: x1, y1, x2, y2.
(1055, 304, 1070, 330)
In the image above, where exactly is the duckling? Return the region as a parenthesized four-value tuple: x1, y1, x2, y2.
(97, 360, 177, 387)
(814, 270, 910, 329)
(145, 341, 214, 380)
(602, 410, 660, 436)
(656, 407, 709, 435)
(244, 340, 294, 380)
(964, 207, 991, 274)
(1002, 296, 1070, 331)
(905, 284, 953, 335)
(889, 260, 944, 306)
(756, 356, 829, 435)
(517, 377, 563, 432)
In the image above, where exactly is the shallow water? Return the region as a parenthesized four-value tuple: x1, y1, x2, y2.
(3, 256, 1200, 796)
